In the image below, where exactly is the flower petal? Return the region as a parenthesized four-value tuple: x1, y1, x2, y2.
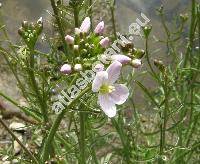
(111, 55, 131, 64)
(106, 61, 122, 84)
(98, 94, 116, 118)
(110, 84, 129, 105)
(92, 71, 108, 92)
(80, 17, 91, 33)
(94, 21, 104, 34)
(99, 37, 110, 48)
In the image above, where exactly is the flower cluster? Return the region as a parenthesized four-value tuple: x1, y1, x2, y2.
(60, 17, 145, 117)
(60, 17, 109, 75)
(18, 17, 43, 49)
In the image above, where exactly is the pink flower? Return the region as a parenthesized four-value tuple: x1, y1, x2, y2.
(94, 21, 104, 35)
(92, 61, 129, 117)
(111, 55, 131, 64)
(100, 37, 110, 48)
(131, 59, 142, 68)
(60, 64, 72, 75)
(65, 35, 74, 44)
(80, 17, 91, 33)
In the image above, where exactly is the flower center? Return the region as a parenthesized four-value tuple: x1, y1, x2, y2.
(99, 84, 115, 94)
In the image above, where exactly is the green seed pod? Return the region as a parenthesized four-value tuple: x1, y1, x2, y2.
(143, 25, 152, 38)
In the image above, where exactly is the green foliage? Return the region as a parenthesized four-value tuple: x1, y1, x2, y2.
(0, 0, 199, 163)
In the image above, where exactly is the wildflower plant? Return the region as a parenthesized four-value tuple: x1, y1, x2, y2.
(0, 0, 199, 164)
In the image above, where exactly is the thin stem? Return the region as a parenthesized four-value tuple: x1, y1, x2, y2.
(50, 0, 68, 54)
(111, 118, 131, 163)
(159, 73, 169, 164)
(0, 91, 42, 122)
(0, 48, 29, 101)
(79, 110, 86, 164)
(0, 118, 39, 164)
(73, 6, 79, 27)
(183, 0, 196, 67)
(41, 86, 91, 162)
(89, 0, 93, 30)
(27, 50, 48, 123)
(110, 0, 117, 39)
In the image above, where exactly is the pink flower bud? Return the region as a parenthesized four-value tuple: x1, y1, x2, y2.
(94, 21, 104, 35)
(94, 63, 104, 72)
(131, 59, 142, 68)
(80, 17, 91, 33)
(111, 55, 131, 64)
(65, 35, 74, 44)
(99, 37, 109, 48)
(60, 64, 72, 75)
(74, 64, 82, 72)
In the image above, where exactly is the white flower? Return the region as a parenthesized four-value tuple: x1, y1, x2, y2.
(92, 61, 129, 117)
(131, 59, 142, 68)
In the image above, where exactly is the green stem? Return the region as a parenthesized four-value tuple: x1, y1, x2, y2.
(0, 48, 29, 101)
(74, 6, 79, 27)
(41, 86, 91, 162)
(111, 118, 131, 163)
(89, 0, 93, 30)
(79, 110, 86, 164)
(50, 0, 68, 54)
(28, 50, 48, 123)
(159, 73, 169, 164)
(0, 118, 39, 164)
(0, 91, 42, 122)
(183, 0, 196, 67)
(110, 0, 117, 39)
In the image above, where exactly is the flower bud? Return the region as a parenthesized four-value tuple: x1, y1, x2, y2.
(134, 48, 145, 59)
(75, 28, 81, 35)
(94, 21, 104, 35)
(180, 13, 189, 22)
(99, 37, 109, 48)
(154, 59, 165, 72)
(73, 45, 79, 52)
(60, 64, 72, 75)
(94, 63, 104, 72)
(18, 27, 25, 37)
(22, 21, 29, 29)
(111, 55, 131, 64)
(65, 35, 74, 44)
(74, 64, 82, 72)
(143, 25, 152, 38)
(37, 17, 43, 25)
(121, 42, 134, 52)
(80, 17, 91, 33)
(131, 59, 142, 68)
